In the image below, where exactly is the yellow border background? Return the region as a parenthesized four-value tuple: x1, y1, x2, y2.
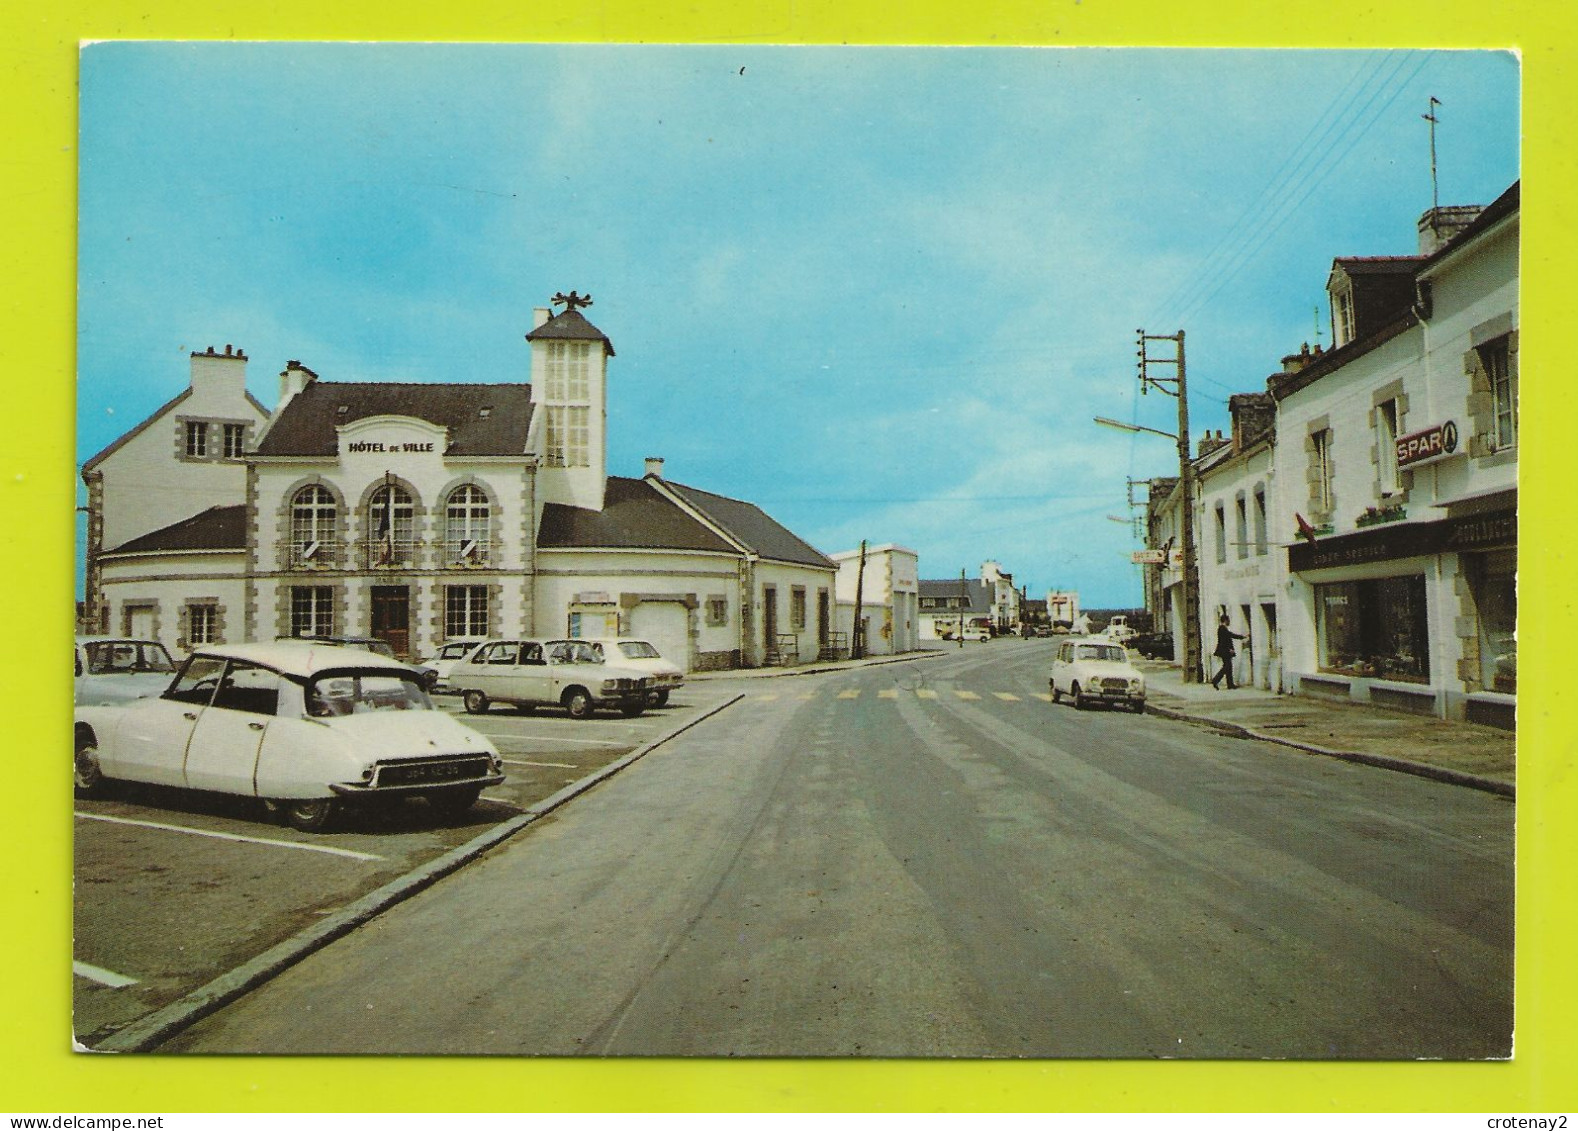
(3, 0, 1572, 1114)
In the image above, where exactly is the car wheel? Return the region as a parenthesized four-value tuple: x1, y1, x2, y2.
(462, 690, 489, 715)
(74, 737, 105, 798)
(619, 703, 645, 718)
(1072, 682, 1087, 710)
(426, 785, 482, 819)
(1049, 679, 1061, 704)
(281, 798, 336, 832)
(648, 690, 670, 707)
(564, 687, 594, 720)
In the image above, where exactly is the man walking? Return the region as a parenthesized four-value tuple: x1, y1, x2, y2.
(1210, 613, 1246, 690)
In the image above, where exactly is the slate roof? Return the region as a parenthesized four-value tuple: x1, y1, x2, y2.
(107, 505, 247, 555)
(538, 476, 738, 554)
(917, 578, 993, 614)
(524, 308, 615, 356)
(254, 382, 534, 457)
(661, 480, 836, 570)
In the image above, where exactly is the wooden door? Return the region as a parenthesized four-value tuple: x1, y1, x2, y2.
(371, 586, 411, 658)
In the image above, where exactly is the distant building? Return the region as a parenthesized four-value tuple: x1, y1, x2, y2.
(917, 577, 993, 640)
(831, 543, 920, 657)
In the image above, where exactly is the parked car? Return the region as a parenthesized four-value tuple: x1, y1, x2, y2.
(448, 638, 654, 719)
(559, 638, 684, 706)
(421, 639, 486, 692)
(280, 634, 439, 690)
(1131, 631, 1175, 660)
(74, 636, 178, 705)
(1101, 616, 1139, 645)
(73, 641, 504, 831)
(1048, 636, 1147, 712)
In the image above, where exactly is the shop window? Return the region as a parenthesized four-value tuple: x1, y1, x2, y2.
(1471, 550, 1516, 694)
(1316, 575, 1429, 682)
(445, 585, 489, 639)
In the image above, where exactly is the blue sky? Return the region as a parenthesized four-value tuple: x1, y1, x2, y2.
(77, 44, 1519, 607)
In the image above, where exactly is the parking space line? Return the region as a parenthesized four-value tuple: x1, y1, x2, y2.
(837, 690, 861, 699)
(501, 759, 578, 769)
(916, 689, 939, 700)
(493, 734, 625, 747)
(878, 689, 898, 699)
(1033, 693, 1054, 702)
(954, 691, 982, 701)
(74, 960, 139, 988)
(75, 812, 384, 862)
(993, 692, 1021, 701)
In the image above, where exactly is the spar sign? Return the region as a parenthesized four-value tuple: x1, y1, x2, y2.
(1396, 420, 1460, 469)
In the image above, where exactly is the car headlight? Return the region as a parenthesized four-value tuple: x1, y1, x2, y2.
(601, 678, 625, 692)
(1130, 679, 1144, 692)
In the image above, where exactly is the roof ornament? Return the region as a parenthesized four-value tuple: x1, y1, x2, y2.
(552, 291, 593, 312)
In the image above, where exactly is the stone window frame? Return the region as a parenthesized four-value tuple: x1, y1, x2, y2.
(120, 599, 161, 641)
(286, 584, 339, 639)
(1305, 415, 1335, 521)
(438, 478, 496, 567)
(443, 583, 492, 639)
(176, 416, 254, 463)
(1368, 379, 1411, 501)
(356, 475, 426, 570)
(1465, 314, 1517, 462)
(178, 598, 226, 651)
(705, 594, 729, 627)
(280, 477, 347, 570)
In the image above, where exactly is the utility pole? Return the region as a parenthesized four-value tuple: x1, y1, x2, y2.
(851, 539, 868, 659)
(1137, 329, 1202, 683)
(957, 568, 968, 648)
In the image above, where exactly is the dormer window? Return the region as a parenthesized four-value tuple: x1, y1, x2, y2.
(1333, 286, 1356, 347)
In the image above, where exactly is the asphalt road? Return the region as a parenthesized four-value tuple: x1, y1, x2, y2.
(161, 641, 1514, 1058)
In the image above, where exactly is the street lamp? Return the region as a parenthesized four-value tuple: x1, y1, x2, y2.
(1094, 408, 1202, 683)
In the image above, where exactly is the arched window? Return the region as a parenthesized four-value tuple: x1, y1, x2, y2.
(291, 485, 336, 567)
(446, 485, 491, 565)
(368, 483, 414, 567)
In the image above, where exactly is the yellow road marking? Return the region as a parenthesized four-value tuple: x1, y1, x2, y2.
(1033, 693, 1054, 702)
(954, 690, 981, 701)
(916, 689, 939, 700)
(993, 692, 1020, 701)
(878, 689, 898, 699)
(837, 689, 861, 699)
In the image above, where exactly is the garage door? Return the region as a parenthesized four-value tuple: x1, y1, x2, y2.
(628, 601, 692, 673)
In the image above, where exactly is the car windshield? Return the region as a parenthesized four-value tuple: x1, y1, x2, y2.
(84, 641, 176, 675)
(1077, 644, 1127, 662)
(616, 641, 660, 660)
(305, 669, 432, 717)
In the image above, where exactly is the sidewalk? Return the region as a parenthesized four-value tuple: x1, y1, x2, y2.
(1139, 662, 1515, 796)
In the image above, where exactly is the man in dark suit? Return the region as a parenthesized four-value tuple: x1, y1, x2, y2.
(1210, 614, 1247, 690)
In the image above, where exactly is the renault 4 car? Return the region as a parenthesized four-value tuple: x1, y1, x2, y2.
(74, 636, 178, 705)
(73, 641, 504, 831)
(448, 638, 654, 719)
(1049, 636, 1147, 712)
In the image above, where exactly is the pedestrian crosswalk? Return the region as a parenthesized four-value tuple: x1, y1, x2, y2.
(752, 689, 1058, 704)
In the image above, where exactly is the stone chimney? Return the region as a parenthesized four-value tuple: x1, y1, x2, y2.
(1418, 204, 1485, 255)
(189, 344, 248, 397)
(1228, 393, 1276, 451)
(532, 307, 552, 330)
(277, 359, 319, 411)
(1280, 342, 1315, 373)
(1196, 430, 1229, 459)
(644, 456, 665, 479)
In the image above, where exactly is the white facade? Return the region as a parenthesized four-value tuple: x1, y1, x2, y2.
(1194, 431, 1282, 691)
(832, 543, 920, 657)
(1271, 190, 1516, 725)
